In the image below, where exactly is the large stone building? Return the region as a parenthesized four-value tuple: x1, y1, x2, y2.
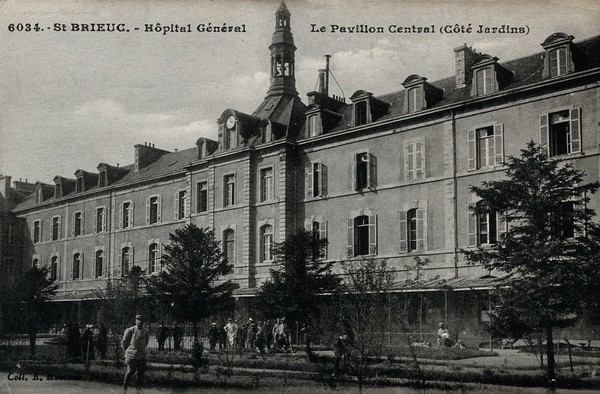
(6, 3, 600, 344)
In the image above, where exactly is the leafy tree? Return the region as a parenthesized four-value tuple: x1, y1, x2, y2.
(257, 228, 340, 347)
(464, 141, 600, 383)
(16, 266, 58, 358)
(146, 224, 237, 341)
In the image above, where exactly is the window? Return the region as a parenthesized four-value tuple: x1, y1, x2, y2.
(50, 256, 59, 281)
(95, 207, 106, 233)
(73, 211, 83, 237)
(400, 206, 427, 253)
(467, 124, 504, 171)
(121, 201, 134, 228)
(306, 219, 328, 259)
(475, 67, 493, 95)
(305, 162, 327, 198)
(352, 152, 376, 191)
(549, 47, 567, 78)
(54, 183, 62, 198)
(307, 115, 319, 137)
(98, 170, 107, 188)
(223, 175, 235, 207)
(468, 202, 506, 247)
(223, 230, 235, 267)
(33, 220, 42, 243)
(52, 216, 61, 240)
(32, 257, 39, 268)
(197, 182, 208, 213)
(354, 101, 368, 126)
(35, 188, 42, 204)
(148, 243, 159, 273)
(72, 253, 81, 280)
(347, 213, 377, 257)
(175, 190, 187, 219)
(95, 250, 104, 278)
(540, 109, 581, 157)
(405, 141, 425, 181)
(260, 225, 273, 262)
(557, 201, 575, 239)
(76, 177, 84, 193)
(121, 247, 131, 276)
(260, 168, 274, 202)
(407, 87, 423, 113)
(146, 195, 161, 224)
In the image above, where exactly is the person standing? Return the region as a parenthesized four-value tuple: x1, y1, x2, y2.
(208, 322, 220, 351)
(156, 323, 169, 351)
(172, 323, 183, 351)
(81, 326, 95, 361)
(97, 323, 108, 360)
(224, 318, 237, 348)
(121, 314, 149, 391)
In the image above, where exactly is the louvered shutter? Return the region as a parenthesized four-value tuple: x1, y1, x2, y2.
(120, 204, 124, 229)
(93, 210, 97, 233)
(57, 255, 61, 281)
(130, 202, 134, 226)
(350, 155, 357, 191)
(569, 107, 581, 154)
(81, 211, 84, 235)
(468, 203, 477, 247)
(80, 253, 84, 279)
(417, 141, 425, 179)
(399, 210, 407, 253)
(497, 211, 507, 240)
(145, 244, 149, 272)
(405, 144, 413, 181)
(494, 124, 504, 166)
(347, 218, 354, 257)
(174, 192, 179, 220)
(320, 163, 327, 197)
(368, 214, 377, 255)
(157, 195, 162, 223)
(416, 208, 425, 251)
(539, 114, 549, 156)
(468, 129, 476, 171)
(57, 217, 62, 239)
(305, 165, 313, 199)
(146, 197, 150, 225)
(320, 220, 328, 259)
(72, 214, 75, 237)
(368, 153, 377, 189)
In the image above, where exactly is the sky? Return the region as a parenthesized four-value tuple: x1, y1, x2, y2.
(1, 0, 599, 184)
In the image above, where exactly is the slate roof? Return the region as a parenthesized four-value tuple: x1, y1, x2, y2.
(301, 35, 600, 137)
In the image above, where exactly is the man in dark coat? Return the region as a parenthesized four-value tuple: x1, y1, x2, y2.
(97, 323, 108, 359)
(156, 323, 169, 351)
(208, 322, 220, 351)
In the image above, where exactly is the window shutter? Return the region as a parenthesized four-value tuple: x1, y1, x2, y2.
(368, 153, 377, 189)
(320, 221, 328, 259)
(157, 195, 162, 223)
(120, 204, 124, 229)
(304, 219, 312, 231)
(184, 193, 188, 218)
(81, 211, 84, 235)
(468, 203, 477, 247)
(539, 114, 549, 156)
(146, 197, 150, 225)
(494, 124, 504, 166)
(320, 163, 327, 197)
(347, 218, 354, 257)
(131, 246, 135, 270)
(399, 210, 407, 253)
(40, 220, 43, 242)
(80, 253, 84, 279)
(130, 202, 134, 227)
(418, 141, 425, 179)
(497, 211, 507, 240)
(350, 155, 357, 191)
(368, 214, 377, 255)
(416, 208, 425, 251)
(57, 255, 61, 281)
(174, 192, 179, 220)
(569, 107, 581, 154)
(405, 143, 413, 181)
(145, 244, 149, 272)
(93, 211, 97, 233)
(305, 165, 313, 199)
(72, 214, 75, 237)
(468, 129, 476, 171)
(57, 217, 62, 239)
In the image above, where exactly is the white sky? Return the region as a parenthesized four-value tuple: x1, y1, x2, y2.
(1, 0, 599, 184)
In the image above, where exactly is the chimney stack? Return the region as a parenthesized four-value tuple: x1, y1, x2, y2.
(454, 44, 479, 88)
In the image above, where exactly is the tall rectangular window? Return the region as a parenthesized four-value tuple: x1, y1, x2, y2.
(476, 67, 493, 95)
(95, 250, 104, 278)
(147, 195, 161, 224)
(468, 124, 504, 171)
(305, 162, 327, 198)
(76, 177, 84, 193)
(260, 225, 273, 262)
(73, 211, 83, 237)
(549, 47, 567, 78)
(477, 126, 495, 168)
(223, 230, 235, 268)
(405, 141, 425, 181)
(52, 216, 61, 240)
(98, 170, 107, 188)
(224, 175, 235, 207)
(308, 115, 318, 137)
(95, 207, 106, 233)
(260, 168, 274, 202)
(354, 101, 368, 126)
(33, 220, 41, 243)
(50, 256, 59, 281)
(352, 152, 376, 191)
(407, 87, 423, 113)
(175, 190, 187, 219)
(540, 108, 581, 157)
(148, 243, 159, 273)
(121, 247, 131, 276)
(400, 207, 426, 253)
(347, 214, 377, 257)
(121, 201, 133, 228)
(197, 181, 208, 213)
(72, 253, 81, 280)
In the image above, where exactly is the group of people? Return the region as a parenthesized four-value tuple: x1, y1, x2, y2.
(208, 317, 292, 353)
(155, 323, 184, 351)
(63, 322, 108, 361)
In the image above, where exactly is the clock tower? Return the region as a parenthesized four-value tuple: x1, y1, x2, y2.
(267, 1, 298, 97)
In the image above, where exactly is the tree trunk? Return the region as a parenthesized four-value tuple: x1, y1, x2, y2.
(546, 326, 556, 385)
(193, 321, 199, 343)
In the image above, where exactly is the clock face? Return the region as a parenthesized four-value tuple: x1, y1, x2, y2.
(226, 115, 236, 129)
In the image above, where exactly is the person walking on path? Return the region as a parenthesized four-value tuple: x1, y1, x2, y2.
(224, 318, 237, 348)
(121, 314, 149, 391)
(156, 323, 169, 351)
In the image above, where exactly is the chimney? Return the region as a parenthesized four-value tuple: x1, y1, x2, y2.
(317, 69, 327, 95)
(0, 175, 12, 198)
(454, 44, 479, 88)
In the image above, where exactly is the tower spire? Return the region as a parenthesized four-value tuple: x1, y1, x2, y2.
(267, 1, 297, 97)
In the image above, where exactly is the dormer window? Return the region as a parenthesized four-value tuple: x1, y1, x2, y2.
(542, 33, 576, 79)
(402, 75, 443, 113)
(98, 170, 107, 188)
(35, 188, 43, 204)
(307, 114, 320, 137)
(407, 88, 423, 113)
(76, 176, 84, 193)
(224, 115, 238, 149)
(475, 67, 493, 95)
(55, 183, 62, 199)
(354, 101, 368, 126)
(471, 55, 512, 97)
